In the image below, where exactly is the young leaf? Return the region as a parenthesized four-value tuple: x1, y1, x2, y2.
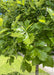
(0, 18, 3, 26)
(22, 0, 25, 5)
(38, 16, 46, 23)
(35, 0, 44, 7)
(17, 0, 22, 5)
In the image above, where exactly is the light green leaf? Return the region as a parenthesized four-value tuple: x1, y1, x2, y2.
(38, 16, 46, 23)
(29, 33, 35, 44)
(17, 38, 23, 43)
(16, 14, 21, 22)
(11, 32, 23, 38)
(0, 18, 3, 26)
(23, 33, 31, 45)
(47, 8, 54, 21)
(22, 0, 25, 5)
(0, 28, 8, 34)
(17, 0, 22, 5)
(35, 0, 44, 7)
(23, 33, 34, 45)
(29, 1, 35, 10)
(26, 23, 33, 31)
(50, 38, 54, 44)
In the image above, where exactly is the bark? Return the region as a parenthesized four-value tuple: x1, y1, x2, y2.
(35, 65, 39, 75)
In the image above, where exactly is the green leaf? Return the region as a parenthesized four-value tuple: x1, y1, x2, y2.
(23, 33, 34, 45)
(24, 20, 31, 29)
(0, 18, 3, 26)
(38, 50, 48, 61)
(25, 61, 32, 72)
(30, 49, 38, 59)
(7, 56, 14, 65)
(0, 40, 4, 46)
(32, 57, 41, 65)
(43, 56, 54, 67)
(26, 23, 33, 31)
(43, 46, 51, 52)
(38, 16, 46, 23)
(25, 45, 33, 50)
(30, 23, 44, 31)
(17, 38, 23, 43)
(11, 32, 23, 38)
(29, 33, 35, 44)
(29, 1, 35, 10)
(22, 0, 25, 5)
(16, 14, 21, 22)
(0, 28, 8, 34)
(21, 61, 26, 72)
(11, 14, 21, 29)
(21, 60, 32, 72)
(47, 8, 54, 21)
(35, 0, 44, 7)
(35, 41, 47, 47)
(23, 33, 31, 45)
(50, 38, 54, 44)
(24, 55, 31, 61)
(17, 0, 22, 5)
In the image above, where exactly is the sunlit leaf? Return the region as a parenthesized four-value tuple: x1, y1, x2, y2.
(47, 8, 54, 21)
(22, 0, 25, 5)
(0, 28, 8, 34)
(23, 33, 31, 45)
(11, 32, 24, 38)
(0, 18, 3, 26)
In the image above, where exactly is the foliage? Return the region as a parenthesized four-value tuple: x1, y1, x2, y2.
(0, 0, 54, 72)
(0, 55, 49, 75)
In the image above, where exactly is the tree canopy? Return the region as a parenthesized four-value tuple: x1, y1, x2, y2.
(0, 0, 54, 72)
